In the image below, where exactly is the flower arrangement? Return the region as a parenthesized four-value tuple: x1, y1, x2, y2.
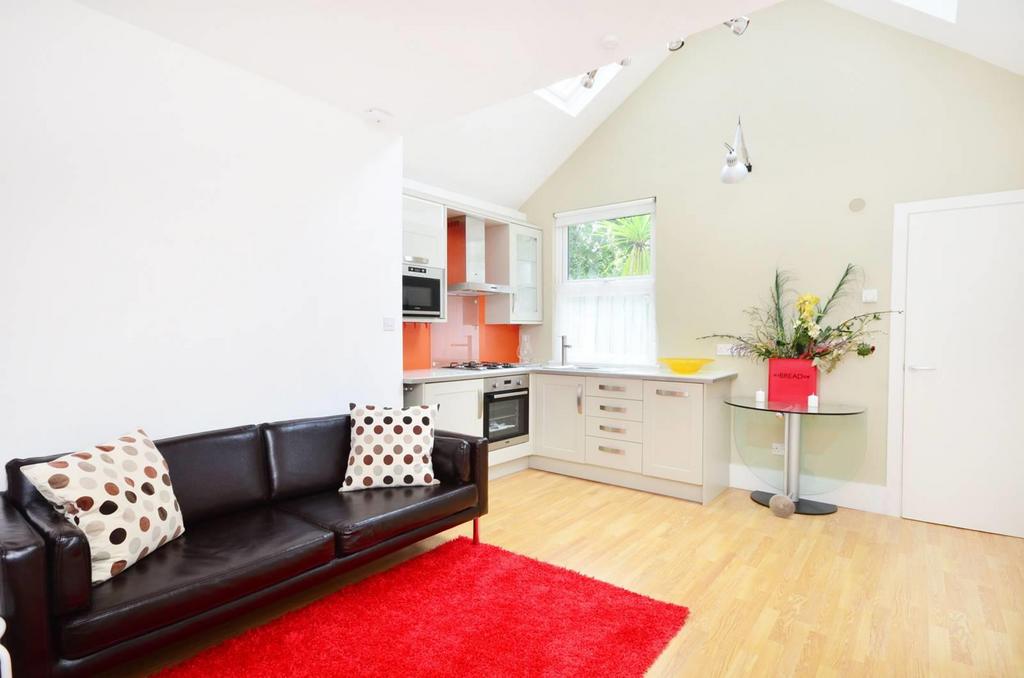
(700, 264, 895, 373)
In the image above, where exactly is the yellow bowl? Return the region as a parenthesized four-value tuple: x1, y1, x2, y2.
(659, 358, 714, 374)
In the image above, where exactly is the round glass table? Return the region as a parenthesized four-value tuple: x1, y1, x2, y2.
(725, 397, 866, 515)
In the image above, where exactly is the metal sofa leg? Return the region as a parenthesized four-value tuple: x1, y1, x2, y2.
(473, 517, 480, 545)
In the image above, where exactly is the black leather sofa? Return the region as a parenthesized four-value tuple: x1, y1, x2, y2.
(0, 414, 488, 677)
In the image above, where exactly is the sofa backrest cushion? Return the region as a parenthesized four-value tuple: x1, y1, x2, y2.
(263, 415, 350, 500)
(156, 425, 269, 524)
(6, 454, 63, 508)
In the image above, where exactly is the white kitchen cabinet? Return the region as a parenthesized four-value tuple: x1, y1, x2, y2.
(421, 379, 484, 438)
(642, 381, 704, 484)
(485, 222, 543, 324)
(402, 195, 447, 268)
(532, 374, 585, 463)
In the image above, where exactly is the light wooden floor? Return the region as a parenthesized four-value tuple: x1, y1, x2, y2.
(117, 469, 1024, 677)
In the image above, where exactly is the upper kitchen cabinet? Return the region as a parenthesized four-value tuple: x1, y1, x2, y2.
(485, 222, 543, 324)
(402, 195, 447, 268)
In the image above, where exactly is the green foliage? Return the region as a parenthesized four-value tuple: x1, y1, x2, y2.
(567, 215, 651, 280)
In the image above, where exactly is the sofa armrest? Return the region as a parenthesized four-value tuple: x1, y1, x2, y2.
(23, 500, 92, 615)
(0, 494, 54, 677)
(434, 431, 489, 516)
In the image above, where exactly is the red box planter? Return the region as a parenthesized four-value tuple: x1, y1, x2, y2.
(767, 358, 818, 404)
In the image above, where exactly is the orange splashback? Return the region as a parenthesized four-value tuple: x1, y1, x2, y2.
(402, 295, 520, 369)
(447, 218, 466, 285)
(478, 297, 521, 362)
(402, 322, 432, 370)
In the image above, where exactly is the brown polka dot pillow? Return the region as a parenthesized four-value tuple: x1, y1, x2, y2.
(342, 404, 439, 492)
(20, 428, 185, 584)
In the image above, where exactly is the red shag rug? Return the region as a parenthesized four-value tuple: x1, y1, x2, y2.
(155, 537, 689, 678)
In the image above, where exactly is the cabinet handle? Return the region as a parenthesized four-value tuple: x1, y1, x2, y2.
(598, 445, 626, 455)
(656, 389, 688, 398)
(599, 425, 626, 434)
(598, 384, 625, 392)
(479, 390, 484, 419)
(576, 385, 583, 414)
(404, 255, 429, 264)
(599, 405, 626, 413)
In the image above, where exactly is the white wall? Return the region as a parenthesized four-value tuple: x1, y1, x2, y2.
(520, 0, 1024, 487)
(0, 0, 403, 475)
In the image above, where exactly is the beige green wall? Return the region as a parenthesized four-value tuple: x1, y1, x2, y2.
(519, 0, 1024, 486)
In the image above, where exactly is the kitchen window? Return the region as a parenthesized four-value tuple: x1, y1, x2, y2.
(553, 198, 656, 365)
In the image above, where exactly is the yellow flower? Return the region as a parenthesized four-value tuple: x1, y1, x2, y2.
(796, 293, 820, 322)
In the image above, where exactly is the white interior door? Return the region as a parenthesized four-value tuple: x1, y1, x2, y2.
(899, 193, 1024, 537)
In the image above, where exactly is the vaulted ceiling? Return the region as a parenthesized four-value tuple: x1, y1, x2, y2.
(78, 0, 1023, 210)
(77, 0, 777, 129)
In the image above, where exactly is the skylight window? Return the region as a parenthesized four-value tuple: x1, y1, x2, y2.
(893, 0, 957, 23)
(534, 62, 623, 117)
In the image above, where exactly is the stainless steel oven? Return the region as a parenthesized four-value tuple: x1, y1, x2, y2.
(483, 374, 529, 449)
(402, 264, 445, 319)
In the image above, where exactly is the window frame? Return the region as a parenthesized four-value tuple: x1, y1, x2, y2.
(553, 198, 657, 366)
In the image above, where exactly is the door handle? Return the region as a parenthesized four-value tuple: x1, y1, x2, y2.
(491, 390, 529, 399)
(907, 365, 936, 371)
(576, 385, 583, 414)
(404, 255, 429, 264)
(656, 389, 689, 398)
(598, 445, 626, 455)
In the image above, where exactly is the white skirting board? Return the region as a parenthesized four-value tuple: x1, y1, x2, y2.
(728, 463, 894, 516)
(490, 457, 530, 480)
(484, 450, 894, 517)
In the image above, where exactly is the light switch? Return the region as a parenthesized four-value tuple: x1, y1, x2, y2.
(382, 317, 396, 331)
(861, 289, 879, 303)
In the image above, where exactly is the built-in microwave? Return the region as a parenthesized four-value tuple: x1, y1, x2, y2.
(402, 264, 445, 319)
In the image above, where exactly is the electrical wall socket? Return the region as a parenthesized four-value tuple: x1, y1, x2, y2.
(771, 443, 785, 456)
(382, 317, 396, 332)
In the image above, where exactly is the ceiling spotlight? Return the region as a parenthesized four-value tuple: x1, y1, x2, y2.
(619, 56, 632, 67)
(581, 69, 598, 89)
(723, 17, 751, 35)
(667, 38, 686, 51)
(721, 117, 753, 184)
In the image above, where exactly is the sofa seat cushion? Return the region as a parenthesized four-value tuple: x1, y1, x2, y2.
(60, 508, 333, 659)
(278, 483, 477, 555)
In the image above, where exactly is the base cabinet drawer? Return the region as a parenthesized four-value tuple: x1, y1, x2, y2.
(586, 417, 643, 443)
(586, 397, 643, 422)
(585, 436, 642, 473)
(586, 377, 643, 400)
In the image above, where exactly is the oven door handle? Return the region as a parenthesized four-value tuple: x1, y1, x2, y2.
(488, 390, 529, 400)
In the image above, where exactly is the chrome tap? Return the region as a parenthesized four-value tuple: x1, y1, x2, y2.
(560, 335, 572, 366)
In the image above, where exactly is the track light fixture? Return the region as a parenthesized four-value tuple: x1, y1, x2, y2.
(581, 69, 598, 89)
(723, 17, 751, 35)
(667, 38, 685, 51)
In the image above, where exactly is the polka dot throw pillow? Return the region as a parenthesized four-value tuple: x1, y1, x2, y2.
(342, 404, 440, 492)
(20, 428, 185, 584)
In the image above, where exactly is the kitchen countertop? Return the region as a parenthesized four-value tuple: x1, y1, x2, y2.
(403, 364, 738, 385)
